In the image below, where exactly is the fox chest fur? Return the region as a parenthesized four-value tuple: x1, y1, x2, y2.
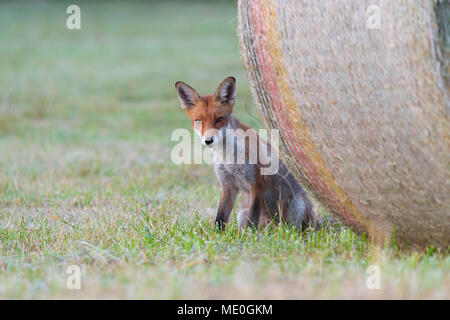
(214, 159, 255, 194)
(211, 133, 255, 194)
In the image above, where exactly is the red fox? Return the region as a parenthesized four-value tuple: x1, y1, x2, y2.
(175, 76, 314, 230)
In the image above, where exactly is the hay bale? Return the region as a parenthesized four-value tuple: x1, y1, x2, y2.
(238, 0, 449, 249)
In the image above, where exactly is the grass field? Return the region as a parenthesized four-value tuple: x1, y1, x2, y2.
(0, 0, 449, 299)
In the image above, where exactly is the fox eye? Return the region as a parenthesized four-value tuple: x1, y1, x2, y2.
(216, 117, 224, 123)
(194, 119, 202, 125)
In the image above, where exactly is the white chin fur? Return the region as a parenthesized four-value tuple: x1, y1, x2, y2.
(201, 128, 224, 147)
(202, 136, 219, 147)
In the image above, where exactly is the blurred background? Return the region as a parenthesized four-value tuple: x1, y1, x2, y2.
(0, 0, 259, 210)
(0, 0, 258, 159)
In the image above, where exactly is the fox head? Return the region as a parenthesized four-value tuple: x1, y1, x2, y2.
(175, 77, 236, 147)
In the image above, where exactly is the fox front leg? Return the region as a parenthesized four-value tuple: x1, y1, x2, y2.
(215, 186, 238, 231)
(246, 184, 265, 229)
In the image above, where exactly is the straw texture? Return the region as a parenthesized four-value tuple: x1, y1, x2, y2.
(238, 0, 449, 248)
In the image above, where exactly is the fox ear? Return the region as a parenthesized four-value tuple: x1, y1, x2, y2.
(215, 76, 236, 105)
(175, 81, 199, 109)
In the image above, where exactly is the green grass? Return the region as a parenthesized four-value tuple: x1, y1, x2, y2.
(0, 0, 449, 299)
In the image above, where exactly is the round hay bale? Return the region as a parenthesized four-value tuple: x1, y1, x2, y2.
(238, 0, 449, 249)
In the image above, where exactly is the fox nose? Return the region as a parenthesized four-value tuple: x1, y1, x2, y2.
(204, 137, 214, 145)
